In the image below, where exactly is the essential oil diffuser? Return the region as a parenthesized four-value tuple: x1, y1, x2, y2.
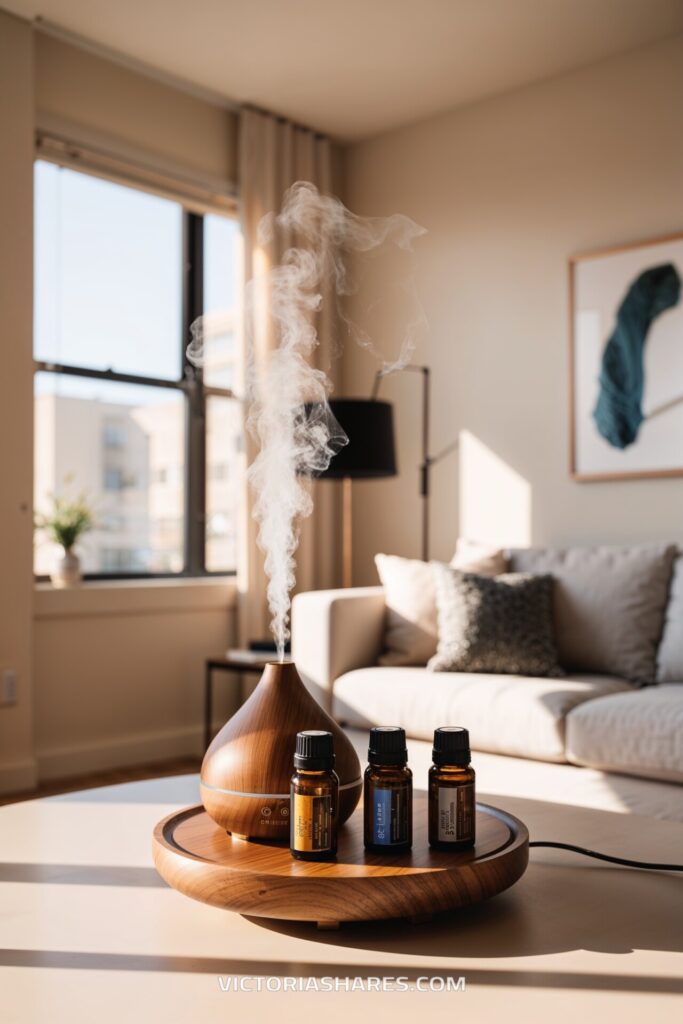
(200, 660, 363, 840)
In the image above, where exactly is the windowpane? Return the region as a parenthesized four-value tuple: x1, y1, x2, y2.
(202, 213, 241, 389)
(34, 161, 183, 380)
(34, 373, 186, 575)
(205, 395, 242, 572)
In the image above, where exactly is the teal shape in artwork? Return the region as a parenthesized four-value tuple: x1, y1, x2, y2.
(593, 262, 680, 449)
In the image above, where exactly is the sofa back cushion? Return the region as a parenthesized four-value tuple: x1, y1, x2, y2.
(508, 544, 676, 684)
(657, 551, 683, 683)
(375, 541, 507, 667)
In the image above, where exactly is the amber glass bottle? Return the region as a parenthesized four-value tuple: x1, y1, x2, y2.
(428, 727, 475, 850)
(290, 731, 338, 861)
(364, 727, 412, 852)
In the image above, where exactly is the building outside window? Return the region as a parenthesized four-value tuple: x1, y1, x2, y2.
(102, 419, 126, 449)
(33, 160, 242, 578)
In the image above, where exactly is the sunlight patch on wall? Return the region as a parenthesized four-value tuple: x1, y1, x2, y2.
(458, 430, 531, 547)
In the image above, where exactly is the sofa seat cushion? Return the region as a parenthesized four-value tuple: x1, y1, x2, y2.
(333, 667, 630, 763)
(566, 686, 683, 783)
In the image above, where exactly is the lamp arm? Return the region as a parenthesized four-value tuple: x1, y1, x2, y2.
(371, 363, 427, 398)
(373, 366, 458, 470)
(426, 438, 460, 467)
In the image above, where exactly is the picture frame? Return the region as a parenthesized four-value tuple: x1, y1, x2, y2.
(569, 230, 683, 482)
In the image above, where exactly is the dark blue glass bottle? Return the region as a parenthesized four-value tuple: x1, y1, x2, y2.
(363, 727, 412, 853)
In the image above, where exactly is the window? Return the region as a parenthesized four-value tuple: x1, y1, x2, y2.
(102, 420, 126, 450)
(33, 161, 242, 578)
(103, 466, 126, 492)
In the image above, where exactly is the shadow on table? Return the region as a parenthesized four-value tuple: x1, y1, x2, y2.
(0, 863, 167, 886)
(1, 947, 681, 993)
(252, 792, 683, 960)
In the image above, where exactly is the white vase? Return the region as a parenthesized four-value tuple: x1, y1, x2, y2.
(51, 549, 82, 588)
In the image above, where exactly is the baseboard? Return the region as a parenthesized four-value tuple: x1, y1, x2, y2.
(0, 757, 39, 796)
(36, 725, 205, 782)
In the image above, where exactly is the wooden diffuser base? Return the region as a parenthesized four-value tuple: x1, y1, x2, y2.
(200, 660, 362, 840)
(153, 798, 529, 925)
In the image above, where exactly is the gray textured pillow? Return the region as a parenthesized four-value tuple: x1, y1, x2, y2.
(428, 564, 563, 678)
(508, 544, 676, 684)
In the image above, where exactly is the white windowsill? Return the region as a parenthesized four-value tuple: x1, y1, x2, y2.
(34, 576, 239, 619)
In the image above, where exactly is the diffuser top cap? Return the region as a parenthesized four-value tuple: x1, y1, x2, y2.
(294, 730, 335, 771)
(432, 726, 471, 766)
(368, 726, 408, 766)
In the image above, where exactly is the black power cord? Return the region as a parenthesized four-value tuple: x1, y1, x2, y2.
(529, 840, 683, 872)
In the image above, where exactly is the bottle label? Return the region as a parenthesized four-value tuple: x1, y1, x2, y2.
(372, 787, 409, 845)
(292, 793, 332, 852)
(437, 783, 475, 843)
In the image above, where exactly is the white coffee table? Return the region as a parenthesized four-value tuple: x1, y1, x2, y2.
(1, 774, 681, 1023)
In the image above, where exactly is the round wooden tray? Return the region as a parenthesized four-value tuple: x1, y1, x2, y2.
(153, 797, 529, 925)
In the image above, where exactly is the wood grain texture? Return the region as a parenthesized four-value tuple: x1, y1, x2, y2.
(200, 661, 362, 839)
(152, 797, 529, 923)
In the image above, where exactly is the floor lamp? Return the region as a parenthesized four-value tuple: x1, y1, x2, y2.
(372, 365, 459, 562)
(317, 398, 397, 587)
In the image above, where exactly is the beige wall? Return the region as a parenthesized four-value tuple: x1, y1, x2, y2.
(0, 12, 36, 792)
(33, 583, 238, 780)
(0, 12, 238, 794)
(342, 33, 683, 585)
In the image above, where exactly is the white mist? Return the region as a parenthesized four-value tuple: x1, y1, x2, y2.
(190, 182, 426, 659)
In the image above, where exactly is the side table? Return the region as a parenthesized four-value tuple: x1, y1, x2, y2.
(204, 655, 269, 751)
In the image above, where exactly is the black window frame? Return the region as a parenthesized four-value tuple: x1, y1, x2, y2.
(34, 181, 239, 581)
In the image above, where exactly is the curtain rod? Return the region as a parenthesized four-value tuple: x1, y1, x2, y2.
(240, 102, 329, 143)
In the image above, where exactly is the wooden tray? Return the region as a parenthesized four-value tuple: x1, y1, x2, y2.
(153, 797, 528, 926)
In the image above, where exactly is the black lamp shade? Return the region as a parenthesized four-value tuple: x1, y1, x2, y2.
(318, 399, 397, 480)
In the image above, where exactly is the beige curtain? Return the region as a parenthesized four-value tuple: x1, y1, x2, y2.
(237, 107, 340, 648)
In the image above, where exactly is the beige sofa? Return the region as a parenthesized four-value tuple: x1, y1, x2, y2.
(291, 545, 683, 821)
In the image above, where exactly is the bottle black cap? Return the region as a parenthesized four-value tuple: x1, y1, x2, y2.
(294, 730, 335, 771)
(368, 726, 408, 766)
(432, 726, 471, 766)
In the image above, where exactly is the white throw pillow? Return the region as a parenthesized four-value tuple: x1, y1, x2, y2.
(452, 538, 508, 576)
(375, 540, 507, 667)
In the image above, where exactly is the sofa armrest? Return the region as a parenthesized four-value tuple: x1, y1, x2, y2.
(291, 587, 386, 711)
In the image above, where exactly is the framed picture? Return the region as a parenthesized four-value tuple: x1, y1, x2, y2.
(569, 231, 683, 481)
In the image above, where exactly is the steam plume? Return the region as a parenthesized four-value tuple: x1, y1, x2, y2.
(190, 182, 426, 658)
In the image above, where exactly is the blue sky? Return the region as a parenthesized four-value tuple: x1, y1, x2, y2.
(34, 160, 238, 405)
